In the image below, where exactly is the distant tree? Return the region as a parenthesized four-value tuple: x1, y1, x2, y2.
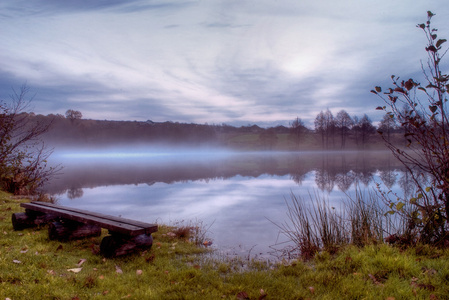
(377, 113, 398, 143)
(0, 85, 59, 194)
(259, 128, 278, 150)
(290, 117, 306, 149)
(352, 115, 360, 146)
(314, 109, 336, 149)
(335, 110, 353, 149)
(323, 109, 335, 149)
(354, 114, 375, 149)
(314, 111, 326, 148)
(65, 109, 82, 121)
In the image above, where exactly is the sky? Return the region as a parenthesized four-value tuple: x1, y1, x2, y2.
(1, 0, 449, 127)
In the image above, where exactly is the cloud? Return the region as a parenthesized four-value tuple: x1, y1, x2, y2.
(1, 0, 449, 126)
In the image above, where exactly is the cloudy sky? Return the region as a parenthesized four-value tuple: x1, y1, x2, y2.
(1, 0, 448, 127)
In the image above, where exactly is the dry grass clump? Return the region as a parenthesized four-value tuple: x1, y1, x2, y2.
(276, 189, 393, 260)
(167, 219, 214, 247)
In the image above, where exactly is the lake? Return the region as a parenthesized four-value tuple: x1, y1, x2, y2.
(44, 149, 409, 259)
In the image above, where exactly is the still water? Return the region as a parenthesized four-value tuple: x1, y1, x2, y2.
(44, 150, 408, 259)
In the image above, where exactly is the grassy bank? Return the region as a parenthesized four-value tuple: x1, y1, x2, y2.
(1, 192, 449, 299)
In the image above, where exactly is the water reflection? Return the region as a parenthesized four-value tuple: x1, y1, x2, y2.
(44, 150, 407, 258)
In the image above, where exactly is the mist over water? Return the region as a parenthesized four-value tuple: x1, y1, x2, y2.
(53, 146, 236, 161)
(44, 148, 408, 259)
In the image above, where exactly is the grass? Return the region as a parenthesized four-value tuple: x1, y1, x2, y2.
(275, 189, 397, 260)
(1, 191, 449, 299)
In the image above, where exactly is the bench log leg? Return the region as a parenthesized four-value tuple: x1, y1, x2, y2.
(12, 212, 58, 231)
(100, 233, 153, 258)
(48, 220, 102, 241)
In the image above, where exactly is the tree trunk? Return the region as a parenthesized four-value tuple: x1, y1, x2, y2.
(48, 220, 101, 241)
(100, 234, 153, 258)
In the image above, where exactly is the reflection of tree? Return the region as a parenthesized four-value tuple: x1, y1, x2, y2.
(335, 171, 355, 192)
(67, 187, 84, 199)
(259, 156, 278, 173)
(315, 170, 334, 193)
(379, 170, 397, 189)
(398, 172, 415, 199)
(43, 152, 406, 195)
(291, 173, 306, 185)
(354, 171, 373, 187)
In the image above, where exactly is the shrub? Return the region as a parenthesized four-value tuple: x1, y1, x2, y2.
(372, 11, 449, 244)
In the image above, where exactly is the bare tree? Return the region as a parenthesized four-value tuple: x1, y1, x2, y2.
(353, 114, 375, 149)
(323, 109, 335, 149)
(335, 110, 353, 149)
(314, 109, 335, 149)
(290, 117, 306, 149)
(0, 85, 59, 194)
(377, 113, 398, 143)
(314, 111, 326, 148)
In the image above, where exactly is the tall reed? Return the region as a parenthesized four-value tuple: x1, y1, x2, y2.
(277, 188, 396, 259)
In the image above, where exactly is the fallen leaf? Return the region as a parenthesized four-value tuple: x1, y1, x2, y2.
(90, 244, 100, 255)
(368, 274, 383, 286)
(47, 270, 55, 275)
(99, 275, 105, 280)
(145, 253, 155, 263)
(102, 291, 109, 295)
(236, 291, 249, 300)
(56, 245, 63, 251)
(136, 270, 143, 275)
(13, 260, 21, 264)
(386, 297, 395, 300)
(259, 289, 267, 300)
(115, 265, 123, 274)
(121, 294, 131, 299)
(308, 286, 315, 294)
(67, 268, 82, 273)
(77, 259, 87, 267)
(20, 249, 28, 254)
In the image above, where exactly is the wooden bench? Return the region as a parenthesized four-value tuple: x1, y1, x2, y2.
(12, 201, 158, 258)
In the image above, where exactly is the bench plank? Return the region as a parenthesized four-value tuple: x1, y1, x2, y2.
(21, 202, 158, 236)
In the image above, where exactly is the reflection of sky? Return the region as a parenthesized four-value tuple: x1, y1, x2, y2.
(56, 170, 405, 259)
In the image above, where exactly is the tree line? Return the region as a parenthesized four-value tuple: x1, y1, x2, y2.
(12, 107, 401, 152)
(307, 109, 399, 150)
(18, 109, 399, 151)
